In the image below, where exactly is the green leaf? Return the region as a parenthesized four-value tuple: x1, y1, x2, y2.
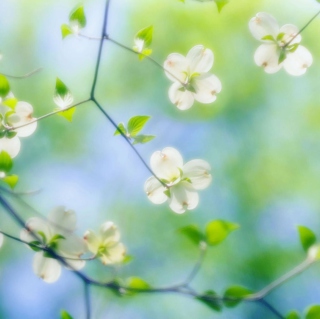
(127, 116, 150, 137)
(135, 25, 153, 48)
(2, 175, 18, 189)
(306, 305, 320, 319)
(122, 255, 134, 264)
(286, 310, 300, 319)
(126, 277, 150, 295)
(29, 241, 42, 252)
(276, 32, 285, 41)
(223, 285, 252, 307)
(261, 35, 275, 41)
(55, 78, 70, 98)
(60, 310, 74, 319)
(6, 131, 17, 139)
(278, 49, 286, 64)
(214, 0, 229, 12)
(297, 226, 316, 252)
(196, 290, 222, 312)
(0, 151, 13, 173)
(2, 97, 18, 109)
(37, 231, 47, 244)
(69, 5, 86, 29)
(132, 135, 155, 145)
(178, 225, 205, 246)
(205, 220, 239, 246)
(114, 123, 127, 136)
(287, 43, 299, 53)
(57, 107, 76, 122)
(61, 24, 73, 39)
(50, 234, 65, 243)
(0, 74, 10, 98)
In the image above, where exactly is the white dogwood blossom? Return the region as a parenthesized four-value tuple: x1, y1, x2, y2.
(164, 45, 222, 110)
(249, 12, 312, 76)
(84, 222, 126, 265)
(20, 206, 87, 283)
(0, 94, 37, 158)
(144, 147, 212, 214)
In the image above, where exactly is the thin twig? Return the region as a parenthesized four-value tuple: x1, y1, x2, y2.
(84, 282, 92, 319)
(1, 67, 42, 79)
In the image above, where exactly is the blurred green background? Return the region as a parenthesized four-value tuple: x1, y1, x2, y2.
(1, 0, 320, 318)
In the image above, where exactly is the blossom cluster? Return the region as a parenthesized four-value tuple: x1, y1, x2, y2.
(144, 147, 211, 214)
(249, 12, 312, 76)
(0, 92, 37, 158)
(19, 206, 126, 283)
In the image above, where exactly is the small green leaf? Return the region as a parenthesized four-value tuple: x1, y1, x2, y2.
(57, 107, 76, 122)
(205, 220, 239, 246)
(278, 49, 286, 64)
(214, 0, 229, 12)
(306, 305, 320, 319)
(55, 78, 70, 98)
(261, 35, 275, 41)
(114, 123, 127, 136)
(126, 277, 150, 295)
(132, 135, 155, 145)
(196, 290, 222, 312)
(0, 74, 10, 98)
(6, 131, 17, 139)
(287, 43, 299, 53)
(286, 310, 300, 319)
(37, 231, 47, 244)
(127, 116, 150, 137)
(138, 48, 152, 60)
(0, 151, 13, 173)
(29, 241, 42, 252)
(50, 234, 65, 243)
(61, 24, 73, 39)
(2, 97, 18, 109)
(69, 5, 86, 29)
(223, 285, 252, 307)
(276, 32, 285, 41)
(122, 255, 134, 264)
(2, 175, 18, 189)
(178, 225, 205, 246)
(134, 25, 153, 48)
(297, 226, 316, 252)
(163, 189, 171, 198)
(60, 310, 74, 319)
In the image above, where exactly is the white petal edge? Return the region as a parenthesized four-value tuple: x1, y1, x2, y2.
(33, 252, 61, 283)
(169, 82, 194, 110)
(254, 44, 282, 74)
(164, 53, 189, 83)
(249, 12, 279, 41)
(150, 147, 183, 181)
(187, 45, 214, 74)
(283, 45, 313, 76)
(279, 24, 301, 45)
(183, 159, 212, 190)
(14, 101, 37, 137)
(48, 206, 77, 233)
(169, 182, 199, 214)
(193, 74, 222, 104)
(0, 136, 21, 158)
(144, 176, 168, 204)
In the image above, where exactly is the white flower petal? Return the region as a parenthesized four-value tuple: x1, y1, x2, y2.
(100, 221, 120, 243)
(24, 217, 52, 242)
(48, 206, 77, 233)
(283, 45, 313, 76)
(169, 182, 199, 214)
(193, 74, 222, 104)
(33, 252, 61, 283)
(183, 159, 212, 190)
(64, 258, 85, 271)
(53, 93, 74, 110)
(187, 45, 214, 74)
(0, 136, 21, 158)
(150, 147, 183, 181)
(279, 24, 301, 45)
(144, 176, 168, 204)
(13, 101, 37, 137)
(169, 82, 194, 110)
(59, 235, 87, 256)
(164, 53, 189, 83)
(249, 12, 279, 41)
(254, 44, 282, 73)
(101, 242, 126, 265)
(84, 230, 100, 254)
